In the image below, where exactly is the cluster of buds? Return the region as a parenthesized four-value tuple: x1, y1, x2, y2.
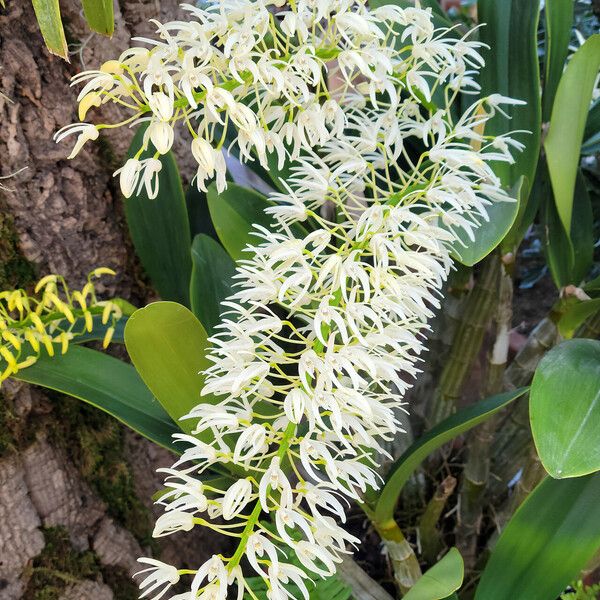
(0, 269, 122, 383)
(58, 1, 524, 599)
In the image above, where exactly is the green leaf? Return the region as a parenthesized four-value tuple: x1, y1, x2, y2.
(124, 301, 214, 436)
(530, 339, 600, 478)
(542, 0, 574, 121)
(544, 35, 600, 234)
(80, 0, 114, 36)
(404, 548, 464, 600)
(542, 170, 593, 287)
(557, 298, 600, 339)
(12, 345, 178, 450)
(478, 0, 541, 198)
(583, 97, 600, 143)
(190, 234, 236, 335)
(207, 182, 273, 262)
(124, 127, 192, 306)
(186, 184, 218, 241)
(32, 0, 68, 60)
(374, 388, 528, 523)
(475, 473, 600, 600)
(450, 179, 521, 266)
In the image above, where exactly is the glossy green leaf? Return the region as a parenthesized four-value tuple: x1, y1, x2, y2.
(12, 345, 178, 450)
(583, 97, 600, 143)
(374, 388, 528, 523)
(190, 234, 236, 335)
(478, 0, 541, 197)
(451, 180, 521, 267)
(207, 182, 273, 262)
(186, 184, 218, 241)
(557, 298, 600, 339)
(124, 301, 214, 436)
(404, 548, 464, 600)
(124, 127, 192, 305)
(530, 339, 600, 478)
(32, 0, 68, 60)
(544, 35, 600, 234)
(80, 0, 114, 36)
(475, 473, 600, 600)
(542, 170, 593, 287)
(542, 0, 574, 121)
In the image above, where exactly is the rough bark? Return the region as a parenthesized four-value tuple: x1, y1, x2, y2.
(0, 1, 222, 597)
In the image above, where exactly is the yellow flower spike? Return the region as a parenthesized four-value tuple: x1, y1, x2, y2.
(35, 274, 58, 294)
(42, 335, 55, 357)
(84, 310, 94, 332)
(78, 92, 102, 121)
(101, 302, 112, 325)
(0, 318, 6, 331)
(0, 346, 17, 371)
(100, 60, 123, 75)
(59, 332, 69, 354)
(2, 331, 21, 351)
(25, 330, 40, 353)
(102, 326, 115, 349)
(30, 313, 46, 335)
(90, 267, 116, 278)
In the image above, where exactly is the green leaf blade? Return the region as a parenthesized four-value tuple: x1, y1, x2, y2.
(32, 0, 68, 60)
(404, 548, 464, 600)
(530, 339, 600, 478)
(476, 474, 600, 600)
(12, 346, 178, 450)
(124, 301, 215, 437)
(542, 0, 574, 121)
(190, 234, 236, 336)
(544, 34, 600, 234)
(207, 182, 273, 262)
(374, 388, 528, 523)
(80, 0, 114, 36)
(451, 180, 521, 266)
(124, 127, 192, 306)
(478, 0, 541, 197)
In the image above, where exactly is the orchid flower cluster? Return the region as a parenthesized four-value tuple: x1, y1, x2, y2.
(59, 0, 523, 598)
(0, 269, 122, 383)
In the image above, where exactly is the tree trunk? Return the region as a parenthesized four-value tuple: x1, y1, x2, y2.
(0, 2, 220, 597)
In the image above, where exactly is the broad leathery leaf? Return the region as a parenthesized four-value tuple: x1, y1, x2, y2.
(542, 170, 593, 287)
(125, 301, 215, 437)
(475, 473, 600, 600)
(404, 548, 464, 600)
(530, 339, 600, 478)
(450, 179, 521, 266)
(124, 127, 192, 305)
(374, 388, 527, 523)
(12, 345, 178, 450)
(582, 98, 600, 155)
(478, 0, 541, 198)
(186, 184, 218, 240)
(32, 0, 68, 60)
(542, 0, 574, 121)
(544, 35, 600, 234)
(190, 234, 236, 335)
(207, 182, 274, 262)
(80, 0, 114, 36)
(557, 298, 600, 339)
